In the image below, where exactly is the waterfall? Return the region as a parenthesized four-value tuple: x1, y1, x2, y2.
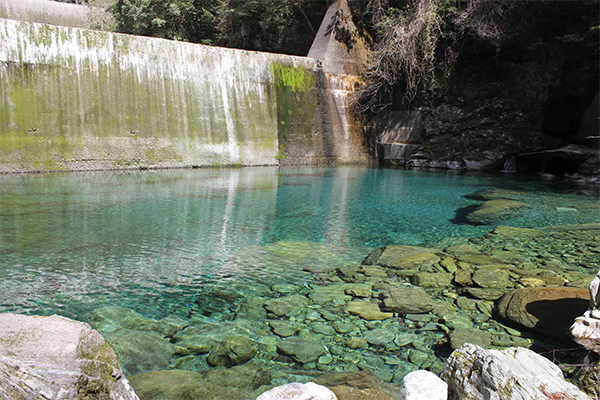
(501, 156, 517, 173)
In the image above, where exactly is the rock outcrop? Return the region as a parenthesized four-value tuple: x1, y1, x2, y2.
(571, 270, 600, 353)
(0, 313, 139, 400)
(399, 370, 448, 400)
(441, 343, 589, 399)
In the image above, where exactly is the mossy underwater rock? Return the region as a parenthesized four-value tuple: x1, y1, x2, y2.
(206, 335, 258, 367)
(0, 313, 139, 400)
(465, 199, 528, 225)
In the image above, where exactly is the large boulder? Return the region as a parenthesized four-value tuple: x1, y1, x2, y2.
(495, 287, 589, 337)
(441, 343, 588, 399)
(571, 270, 600, 353)
(256, 382, 337, 400)
(0, 313, 139, 400)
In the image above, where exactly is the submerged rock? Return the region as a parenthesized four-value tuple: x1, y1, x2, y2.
(381, 286, 433, 314)
(495, 287, 589, 338)
(369, 245, 441, 269)
(345, 300, 394, 320)
(277, 337, 327, 364)
(441, 343, 589, 399)
(206, 335, 257, 367)
(465, 199, 527, 225)
(103, 328, 175, 376)
(0, 313, 139, 400)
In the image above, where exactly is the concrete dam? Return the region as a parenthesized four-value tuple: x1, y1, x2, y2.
(0, 3, 373, 173)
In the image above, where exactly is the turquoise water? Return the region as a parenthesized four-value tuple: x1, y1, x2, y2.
(0, 166, 598, 321)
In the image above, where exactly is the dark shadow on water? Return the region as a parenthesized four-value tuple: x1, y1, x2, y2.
(449, 204, 481, 225)
(526, 298, 589, 338)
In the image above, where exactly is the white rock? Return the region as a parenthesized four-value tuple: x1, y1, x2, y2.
(256, 382, 337, 400)
(400, 370, 448, 400)
(441, 343, 588, 400)
(0, 313, 139, 400)
(571, 270, 600, 353)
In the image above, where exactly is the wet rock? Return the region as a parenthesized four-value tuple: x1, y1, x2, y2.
(449, 328, 491, 350)
(103, 328, 174, 375)
(172, 326, 219, 355)
(463, 287, 506, 301)
(466, 188, 528, 201)
(443, 314, 473, 330)
(270, 321, 299, 337)
(345, 283, 373, 298)
(309, 285, 352, 305)
(315, 371, 398, 400)
(264, 295, 309, 317)
(345, 300, 394, 321)
(441, 343, 589, 400)
(0, 313, 139, 400)
(313, 323, 337, 336)
(381, 286, 433, 314)
(363, 328, 396, 346)
(400, 370, 448, 400)
(465, 199, 527, 225)
(87, 306, 156, 333)
(206, 335, 257, 367)
(360, 265, 389, 278)
(409, 272, 453, 288)
(454, 268, 473, 286)
(333, 322, 356, 334)
(257, 382, 337, 400)
(130, 364, 269, 400)
(346, 337, 367, 349)
(277, 337, 326, 364)
(471, 268, 511, 288)
(495, 287, 589, 337)
(372, 245, 441, 269)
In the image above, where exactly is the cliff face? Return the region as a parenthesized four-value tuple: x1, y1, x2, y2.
(368, 1, 599, 180)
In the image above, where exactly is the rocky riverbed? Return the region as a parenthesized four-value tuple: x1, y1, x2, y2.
(79, 212, 600, 398)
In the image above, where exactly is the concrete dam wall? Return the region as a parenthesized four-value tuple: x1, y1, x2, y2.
(0, 18, 372, 172)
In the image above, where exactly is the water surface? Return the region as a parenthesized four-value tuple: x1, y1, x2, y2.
(0, 166, 598, 321)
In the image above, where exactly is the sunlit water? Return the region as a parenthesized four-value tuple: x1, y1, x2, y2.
(0, 166, 598, 321)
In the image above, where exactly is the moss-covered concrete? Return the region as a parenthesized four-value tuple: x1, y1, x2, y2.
(0, 18, 372, 173)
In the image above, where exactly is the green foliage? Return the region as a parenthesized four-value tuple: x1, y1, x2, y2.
(218, 0, 328, 55)
(109, 0, 221, 44)
(108, 0, 328, 54)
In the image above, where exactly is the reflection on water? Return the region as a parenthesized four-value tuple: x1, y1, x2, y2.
(0, 166, 598, 320)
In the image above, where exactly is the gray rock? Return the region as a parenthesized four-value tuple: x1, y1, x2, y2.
(400, 370, 448, 400)
(571, 270, 600, 354)
(264, 295, 309, 317)
(441, 343, 589, 399)
(277, 337, 326, 364)
(206, 335, 257, 367)
(382, 286, 433, 314)
(256, 382, 337, 400)
(0, 313, 139, 400)
(312, 324, 336, 336)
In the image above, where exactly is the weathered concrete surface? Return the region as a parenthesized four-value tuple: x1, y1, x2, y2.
(0, 18, 373, 173)
(0, 313, 139, 399)
(0, 0, 89, 28)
